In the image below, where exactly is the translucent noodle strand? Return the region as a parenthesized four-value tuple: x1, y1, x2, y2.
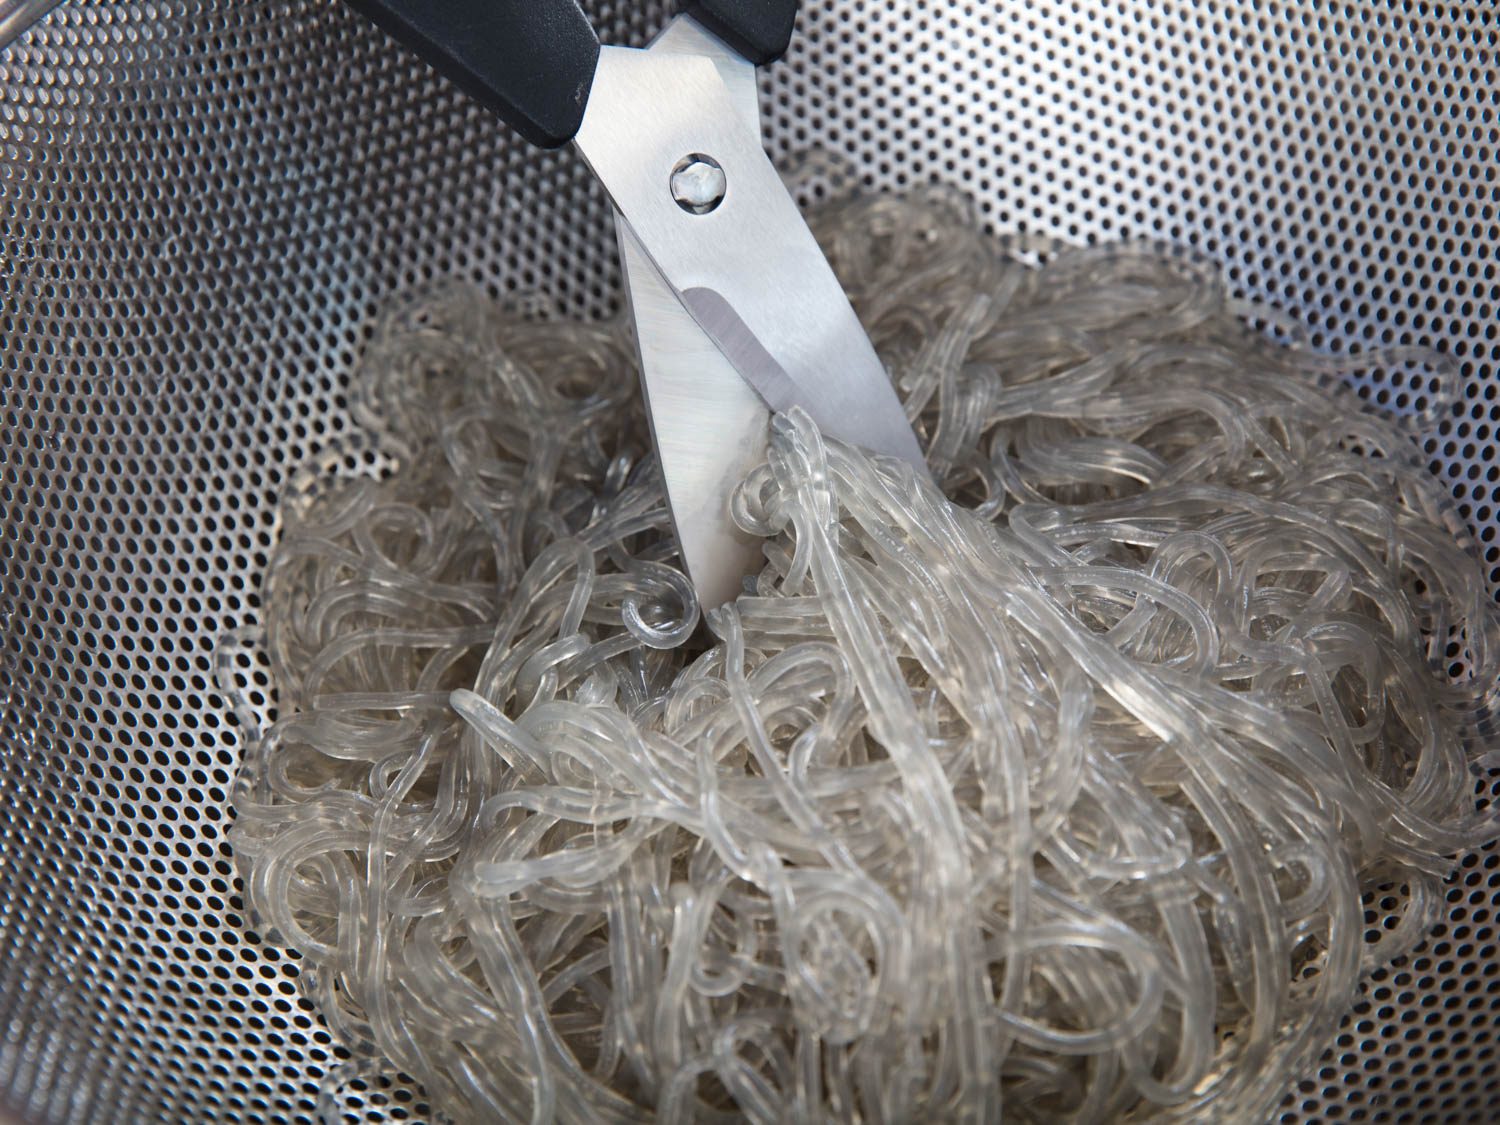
(227, 189, 1499, 1124)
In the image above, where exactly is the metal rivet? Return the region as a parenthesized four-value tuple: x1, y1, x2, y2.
(670, 154, 726, 215)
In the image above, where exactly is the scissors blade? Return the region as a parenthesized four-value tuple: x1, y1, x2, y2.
(619, 222, 766, 609)
(613, 16, 766, 609)
(584, 18, 923, 608)
(575, 37, 923, 468)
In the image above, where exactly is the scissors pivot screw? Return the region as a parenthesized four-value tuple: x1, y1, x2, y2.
(670, 153, 727, 214)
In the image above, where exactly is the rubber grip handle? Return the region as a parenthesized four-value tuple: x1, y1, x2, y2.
(679, 0, 799, 66)
(345, 0, 600, 148)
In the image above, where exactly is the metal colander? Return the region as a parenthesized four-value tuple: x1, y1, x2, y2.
(2, 1, 1498, 1122)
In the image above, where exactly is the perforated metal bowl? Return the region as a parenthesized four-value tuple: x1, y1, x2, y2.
(1, 2, 1498, 1122)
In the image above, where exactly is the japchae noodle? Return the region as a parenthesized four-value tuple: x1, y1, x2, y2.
(226, 190, 1499, 1123)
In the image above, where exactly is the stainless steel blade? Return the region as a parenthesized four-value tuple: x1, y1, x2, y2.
(618, 223, 766, 608)
(574, 42, 924, 472)
(615, 17, 766, 609)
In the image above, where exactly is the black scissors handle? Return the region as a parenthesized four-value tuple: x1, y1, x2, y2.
(680, 1, 799, 66)
(345, 0, 799, 149)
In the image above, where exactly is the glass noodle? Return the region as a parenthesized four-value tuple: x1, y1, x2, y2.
(225, 189, 1499, 1124)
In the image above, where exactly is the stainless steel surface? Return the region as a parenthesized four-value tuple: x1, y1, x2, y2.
(618, 15, 766, 610)
(0, 2, 1497, 1123)
(0, 0, 62, 49)
(575, 39, 924, 470)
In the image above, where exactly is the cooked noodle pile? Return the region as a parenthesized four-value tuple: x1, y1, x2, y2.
(226, 191, 1499, 1123)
